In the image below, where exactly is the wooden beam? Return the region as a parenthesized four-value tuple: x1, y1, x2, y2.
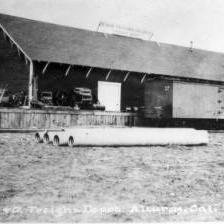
(65, 65, 72, 76)
(141, 74, 147, 84)
(42, 62, 50, 74)
(123, 72, 130, 82)
(28, 61, 34, 107)
(105, 70, 112, 80)
(86, 67, 93, 79)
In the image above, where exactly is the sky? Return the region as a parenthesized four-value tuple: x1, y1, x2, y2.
(0, 0, 224, 53)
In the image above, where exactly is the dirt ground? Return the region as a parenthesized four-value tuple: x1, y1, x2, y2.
(0, 132, 224, 222)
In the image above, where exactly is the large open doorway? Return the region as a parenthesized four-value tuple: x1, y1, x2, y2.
(98, 81, 121, 111)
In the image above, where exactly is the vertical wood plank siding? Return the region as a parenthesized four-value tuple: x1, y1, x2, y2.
(0, 108, 138, 129)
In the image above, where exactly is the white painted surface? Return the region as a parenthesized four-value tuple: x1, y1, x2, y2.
(98, 22, 153, 41)
(173, 82, 219, 119)
(98, 81, 121, 111)
(50, 127, 209, 146)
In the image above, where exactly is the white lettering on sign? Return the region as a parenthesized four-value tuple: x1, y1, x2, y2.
(98, 22, 153, 41)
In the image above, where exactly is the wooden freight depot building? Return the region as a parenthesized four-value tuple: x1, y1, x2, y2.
(1, 13, 224, 129)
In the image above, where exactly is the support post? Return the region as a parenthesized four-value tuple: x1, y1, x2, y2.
(33, 75, 38, 101)
(28, 61, 34, 107)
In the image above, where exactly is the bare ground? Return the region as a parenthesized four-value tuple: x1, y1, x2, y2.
(0, 132, 224, 222)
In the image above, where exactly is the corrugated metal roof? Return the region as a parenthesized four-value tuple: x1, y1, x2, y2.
(1, 13, 224, 82)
